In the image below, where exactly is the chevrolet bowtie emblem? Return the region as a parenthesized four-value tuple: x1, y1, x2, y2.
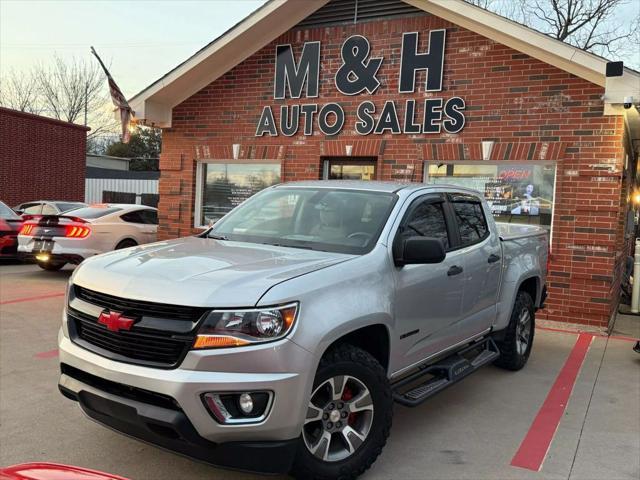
(97, 310, 136, 332)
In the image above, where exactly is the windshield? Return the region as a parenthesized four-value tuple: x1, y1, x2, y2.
(64, 206, 122, 219)
(0, 202, 20, 219)
(209, 187, 397, 254)
(54, 202, 86, 213)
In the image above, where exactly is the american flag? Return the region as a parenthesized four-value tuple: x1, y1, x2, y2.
(91, 46, 134, 143)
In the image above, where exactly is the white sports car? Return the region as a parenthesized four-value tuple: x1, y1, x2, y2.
(18, 204, 158, 270)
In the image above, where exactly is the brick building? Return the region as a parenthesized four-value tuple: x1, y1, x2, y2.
(0, 107, 89, 206)
(127, 0, 640, 327)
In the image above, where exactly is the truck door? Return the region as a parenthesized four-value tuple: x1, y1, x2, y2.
(447, 193, 501, 342)
(392, 194, 466, 369)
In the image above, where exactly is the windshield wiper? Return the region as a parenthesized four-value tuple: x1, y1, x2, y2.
(208, 233, 228, 240)
(266, 242, 314, 250)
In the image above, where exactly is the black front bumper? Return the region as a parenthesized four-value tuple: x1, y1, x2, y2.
(58, 370, 297, 475)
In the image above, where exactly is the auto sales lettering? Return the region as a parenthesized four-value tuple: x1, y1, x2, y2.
(256, 30, 466, 137)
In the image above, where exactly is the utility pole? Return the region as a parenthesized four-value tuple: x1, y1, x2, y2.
(84, 83, 88, 126)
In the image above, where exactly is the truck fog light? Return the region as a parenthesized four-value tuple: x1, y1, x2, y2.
(239, 393, 253, 414)
(202, 391, 272, 424)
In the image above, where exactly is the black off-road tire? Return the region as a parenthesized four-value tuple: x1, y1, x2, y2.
(290, 344, 393, 480)
(494, 291, 535, 371)
(115, 239, 137, 250)
(37, 260, 66, 271)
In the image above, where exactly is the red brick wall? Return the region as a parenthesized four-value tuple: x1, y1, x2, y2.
(160, 13, 626, 327)
(0, 107, 88, 206)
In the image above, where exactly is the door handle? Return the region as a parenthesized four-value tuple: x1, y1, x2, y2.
(488, 254, 501, 263)
(447, 265, 463, 276)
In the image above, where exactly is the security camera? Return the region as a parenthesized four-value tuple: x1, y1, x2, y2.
(624, 96, 634, 109)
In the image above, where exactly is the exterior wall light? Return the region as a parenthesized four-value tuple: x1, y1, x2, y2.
(481, 141, 495, 161)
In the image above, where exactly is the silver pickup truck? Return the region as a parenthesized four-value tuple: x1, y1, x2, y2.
(58, 181, 548, 479)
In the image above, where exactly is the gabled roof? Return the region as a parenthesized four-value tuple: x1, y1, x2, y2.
(128, 0, 640, 128)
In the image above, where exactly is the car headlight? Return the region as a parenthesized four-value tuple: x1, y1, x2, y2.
(193, 303, 298, 349)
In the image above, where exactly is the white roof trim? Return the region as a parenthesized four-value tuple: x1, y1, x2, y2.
(129, 0, 640, 127)
(129, 0, 329, 127)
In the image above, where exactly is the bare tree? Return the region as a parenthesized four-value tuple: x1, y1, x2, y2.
(0, 54, 119, 140)
(465, 0, 640, 67)
(0, 69, 40, 114)
(529, 0, 637, 55)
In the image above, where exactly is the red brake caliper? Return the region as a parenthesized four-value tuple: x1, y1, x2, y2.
(341, 387, 357, 426)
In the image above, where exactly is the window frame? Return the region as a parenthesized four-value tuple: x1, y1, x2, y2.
(446, 193, 491, 249)
(393, 193, 458, 259)
(194, 159, 282, 229)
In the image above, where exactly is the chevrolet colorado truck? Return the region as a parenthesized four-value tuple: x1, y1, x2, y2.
(58, 181, 548, 479)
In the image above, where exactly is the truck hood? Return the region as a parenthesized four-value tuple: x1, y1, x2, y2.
(72, 236, 352, 307)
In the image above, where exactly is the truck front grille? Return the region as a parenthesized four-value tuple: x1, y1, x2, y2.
(74, 286, 206, 321)
(68, 287, 208, 368)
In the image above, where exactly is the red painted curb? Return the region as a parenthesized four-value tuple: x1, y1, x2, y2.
(0, 292, 64, 305)
(510, 333, 593, 471)
(34, 349, 59, 359)
(538, 325, 638, 342)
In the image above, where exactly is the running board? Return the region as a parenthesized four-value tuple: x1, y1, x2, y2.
(392, 337, 500, 407)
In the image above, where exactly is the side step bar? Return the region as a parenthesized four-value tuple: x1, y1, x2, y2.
(392, 337, 500, 407)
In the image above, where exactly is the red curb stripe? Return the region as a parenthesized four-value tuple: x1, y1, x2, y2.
(0, 292, 64, 305)
(538, 326, 638, 343)
(34, 349, 59, 359)
(510, 333, 593, 472)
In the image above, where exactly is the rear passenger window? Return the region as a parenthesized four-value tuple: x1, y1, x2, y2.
(120, 211, 145, 224)
(451, 197, 489, 246)
(400, 200, 449, 249)
(140, 210, 158, 225)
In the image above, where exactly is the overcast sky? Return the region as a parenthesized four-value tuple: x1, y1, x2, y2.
(1, 0, 638, 100)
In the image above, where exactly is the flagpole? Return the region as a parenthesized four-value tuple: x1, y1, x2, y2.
(91, 46, 134, 143)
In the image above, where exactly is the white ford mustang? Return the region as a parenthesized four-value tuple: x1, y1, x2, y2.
(18, 204, 158, 270)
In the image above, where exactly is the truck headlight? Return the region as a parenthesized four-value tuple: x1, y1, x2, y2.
(193, 303, 298, 349)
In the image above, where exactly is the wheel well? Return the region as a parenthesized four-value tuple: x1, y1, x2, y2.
(519, 277, 538, 305)
(325, 324, 390, 371)
(116, 238, 137, 248)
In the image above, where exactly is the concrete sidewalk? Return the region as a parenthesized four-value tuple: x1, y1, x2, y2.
(1, 263, 639, 480)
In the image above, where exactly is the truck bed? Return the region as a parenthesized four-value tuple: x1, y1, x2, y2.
(496, 222, 547, 241)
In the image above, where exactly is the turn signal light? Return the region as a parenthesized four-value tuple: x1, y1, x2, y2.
(193, 335, 250, 349)
(65, 225, 91, 238)
(19, 224, 35, 236)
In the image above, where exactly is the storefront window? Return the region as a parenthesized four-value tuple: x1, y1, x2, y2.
(425, 162, 556, 229)
(199, 162, 281, 225)
(323, 158, 377, 180)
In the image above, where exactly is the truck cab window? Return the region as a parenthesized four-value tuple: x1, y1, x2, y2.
(451, 199, 488, 246)
(400, 200, 449, 249)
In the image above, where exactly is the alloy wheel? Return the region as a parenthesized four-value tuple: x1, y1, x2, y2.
(515, 309, 531, 356)
(302, 375, 374, 462)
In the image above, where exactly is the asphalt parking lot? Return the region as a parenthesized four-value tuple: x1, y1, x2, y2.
(1, 262, 639, 480)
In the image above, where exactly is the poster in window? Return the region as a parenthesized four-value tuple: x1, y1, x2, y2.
(202, 163, 281, 225)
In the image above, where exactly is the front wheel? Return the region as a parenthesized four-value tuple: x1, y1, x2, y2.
(494, 291, 535, 371)
(290, 344, 392, 480)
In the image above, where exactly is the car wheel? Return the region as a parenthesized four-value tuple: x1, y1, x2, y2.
(115, 239, 137, 250)
(290, 344, 392, 480)
(494, 291, 535, 371)
(37, 260, 66, 271)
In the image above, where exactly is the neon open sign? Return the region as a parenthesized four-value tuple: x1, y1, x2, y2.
(256, 29, 465, 137)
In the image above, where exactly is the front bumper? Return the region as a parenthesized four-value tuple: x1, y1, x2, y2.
(58, 330, 315, 473)
(58, 369, 297, 474)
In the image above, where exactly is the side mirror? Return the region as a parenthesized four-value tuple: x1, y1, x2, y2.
(396, 237, 446, 266)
